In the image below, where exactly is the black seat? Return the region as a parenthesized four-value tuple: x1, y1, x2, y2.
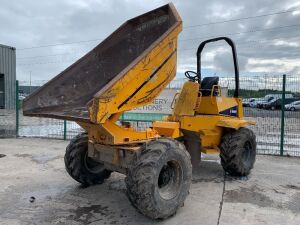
(201, 76, 219, 96)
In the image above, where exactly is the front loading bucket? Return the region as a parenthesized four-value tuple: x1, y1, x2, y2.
(23, 3, 182, 123)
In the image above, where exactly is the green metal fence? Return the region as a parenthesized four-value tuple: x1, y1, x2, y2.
(2, 75, 299, 157)
(219, 74, 300, 157)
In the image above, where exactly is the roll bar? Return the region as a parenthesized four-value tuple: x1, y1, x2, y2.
(196, 37, 240, 97)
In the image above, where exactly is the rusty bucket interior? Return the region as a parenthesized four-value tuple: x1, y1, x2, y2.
(23, 3, 181, 122)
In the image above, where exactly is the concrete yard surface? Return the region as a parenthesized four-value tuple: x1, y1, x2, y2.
(0, 138, 300, 225)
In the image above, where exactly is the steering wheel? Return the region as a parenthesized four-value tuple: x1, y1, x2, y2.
(184, 71, 199, 81)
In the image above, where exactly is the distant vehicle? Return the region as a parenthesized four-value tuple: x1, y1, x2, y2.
(248, 98, 264, 108)
(19, 93, 27, 101)
(266, 94, 294, 99)
(259, 98, 277, 109)
(242, 98, 256, 107)
(257, 97, 275, 109)
(257, 94, 294, 109)
(264, 98, 298, 110)
(255, 95, 277, 108)
(285, 100, 300, 111)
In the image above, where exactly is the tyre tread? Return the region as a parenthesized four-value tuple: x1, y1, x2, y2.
(125, 138, 192, 219)
(220, 128, 256, 176)
(64, 133, 111, 185)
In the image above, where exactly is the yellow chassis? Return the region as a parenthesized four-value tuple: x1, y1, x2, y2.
(79, 80, 254, 151)
(77, 81, 255, 172)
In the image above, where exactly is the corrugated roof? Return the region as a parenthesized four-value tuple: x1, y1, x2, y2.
(0, 44, 15, 50)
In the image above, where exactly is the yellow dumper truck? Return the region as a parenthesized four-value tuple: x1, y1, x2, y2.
(23, 3, 256, 219)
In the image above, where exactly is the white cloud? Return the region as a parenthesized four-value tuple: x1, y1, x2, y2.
(273, 40, 300, 47)
(0, 0, 299, 81)
(246, 58, 300, 73)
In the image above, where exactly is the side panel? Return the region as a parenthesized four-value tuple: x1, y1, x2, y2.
(180, 115, 255, 151)
(91, 25, 182, 124)
(180, 115, 223, 149)
(0, 46, 16, 110)
(196, 97, 240, 115)
(216, 119, 256, 130)
(152, 121, 180, 138)
(173, 81, 199, 117)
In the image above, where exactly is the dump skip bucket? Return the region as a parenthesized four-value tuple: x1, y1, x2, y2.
(23, 3, 182, 123)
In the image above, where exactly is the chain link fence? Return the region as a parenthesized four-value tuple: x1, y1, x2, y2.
(220, 75, 300, 156)
(1, 75, 299, 157)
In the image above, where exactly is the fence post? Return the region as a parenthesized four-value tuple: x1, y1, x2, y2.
(280, 74, 286, 156)
(63, 120, 67, 140)
(15, 80, 19, 137)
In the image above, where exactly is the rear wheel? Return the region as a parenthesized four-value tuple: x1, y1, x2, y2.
(220, 128, 256, 176)
(64, 133, 111, 186)
(125, 138, 192, 219)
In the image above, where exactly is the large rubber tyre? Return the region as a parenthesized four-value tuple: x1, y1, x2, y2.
(64, 133, 111, 186)
(125, 138, 192, 219)
(220, 128, 256, 176)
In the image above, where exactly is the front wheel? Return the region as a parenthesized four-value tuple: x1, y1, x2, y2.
(64, 133, 111, 186)
(220, 128, 256, 176)
(125, 138, 192, 219)
(291, 107, 296, 111)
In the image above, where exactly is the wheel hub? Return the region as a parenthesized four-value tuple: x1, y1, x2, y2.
(158, 165, 172, 188)
(84, 152, 105, 174)
(242, 141, 253, 168)
(157, 160, 182, 200)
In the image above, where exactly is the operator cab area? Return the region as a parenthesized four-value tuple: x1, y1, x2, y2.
(172, 37, 242, 118)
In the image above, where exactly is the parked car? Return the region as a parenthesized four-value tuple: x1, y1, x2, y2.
(19, 93, 27, 100)
(257, 94, 294, 109)
(264, 98, 298, 110)
(260, 98, 277, 109)
(249, 98, 265, 108)
(242, 98, 256, 107)
(285, 100, 300, 111)
(256, 95, 280, 108)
